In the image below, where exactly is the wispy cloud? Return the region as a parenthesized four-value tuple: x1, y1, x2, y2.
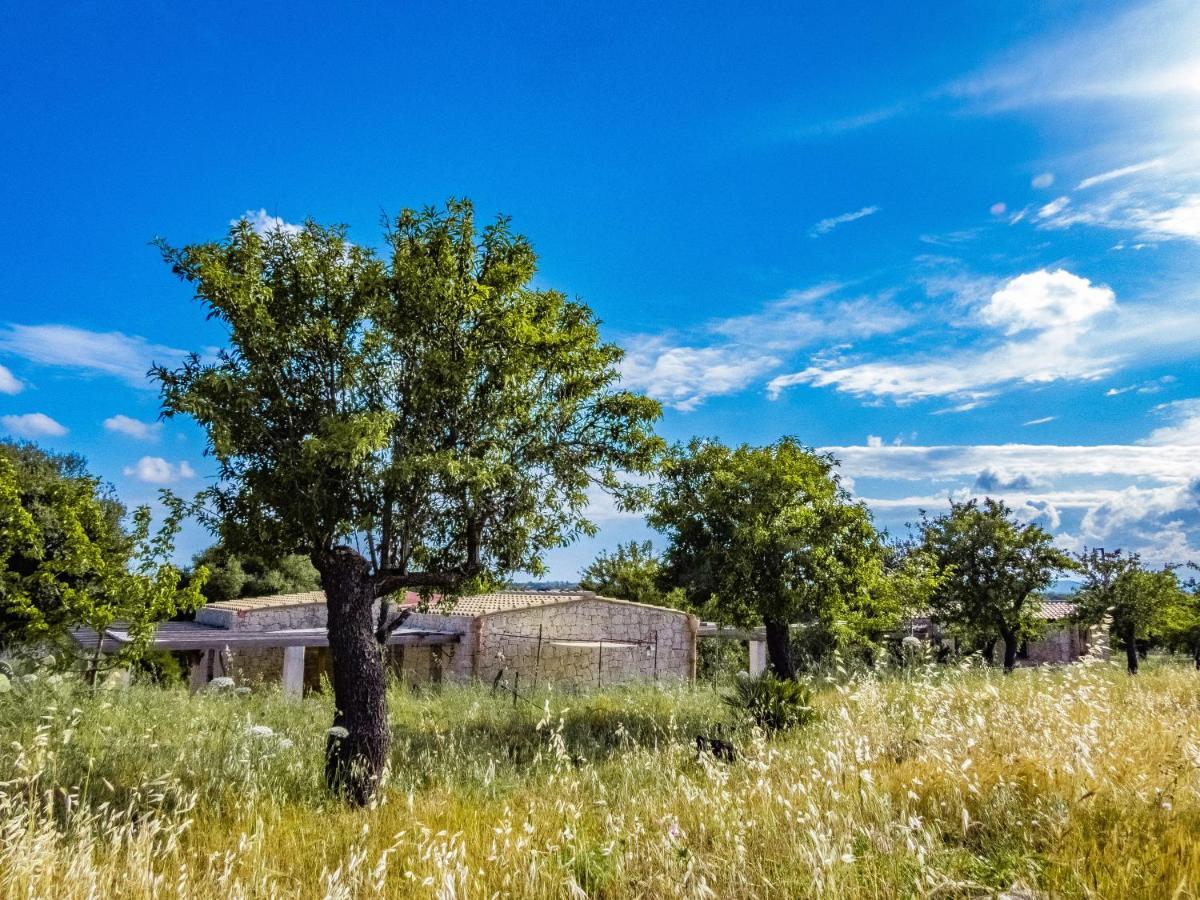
(1077, 158, 1165, 190)
(0, 324, 187, 389)
(1023, 416, 1056, 426)
(809, 206, 880, 237)
(1, 412, 67, 438)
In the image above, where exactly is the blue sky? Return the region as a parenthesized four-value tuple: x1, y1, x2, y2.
(1, 0, 1198, 578)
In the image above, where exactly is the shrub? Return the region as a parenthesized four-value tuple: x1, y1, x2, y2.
(723, 673, 816, 731)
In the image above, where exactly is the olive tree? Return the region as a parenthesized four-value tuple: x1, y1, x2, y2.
(154, 200, 662, 803)
(648, 438, 902, 678)
(919, 498, 1073, 672)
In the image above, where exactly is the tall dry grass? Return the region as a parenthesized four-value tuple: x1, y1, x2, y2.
(1, 656, 1197, 898)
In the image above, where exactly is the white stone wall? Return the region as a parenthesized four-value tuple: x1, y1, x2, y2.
(195, 603, 328, 631)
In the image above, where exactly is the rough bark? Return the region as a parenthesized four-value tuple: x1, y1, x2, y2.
(1001, 631, 1018, 673)
(1125, 627, 1139, 675)
(764, 618, 795, 679)
(317, 545, 389, 805)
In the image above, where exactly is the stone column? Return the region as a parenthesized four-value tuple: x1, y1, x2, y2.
(749, 639, 768, 676)
(282, 645, 306, 698)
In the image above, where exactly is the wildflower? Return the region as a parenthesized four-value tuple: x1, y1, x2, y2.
(247, 725, 275, 739)
(208, 676, 235, 691)
(328, 726, 350, 740)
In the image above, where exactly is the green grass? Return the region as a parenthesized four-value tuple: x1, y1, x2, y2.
(1, 658, 1198, 897)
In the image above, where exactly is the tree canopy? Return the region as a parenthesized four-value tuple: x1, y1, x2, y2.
(192, 544, 320, 602)
(1073, 548, 1187, 674)
(0, 441, 205, 673)
(648, 437, 904, 677)
(919, 498, 1073, 672)
(578, 540, 685, 609)
(155, 200, 663, 802)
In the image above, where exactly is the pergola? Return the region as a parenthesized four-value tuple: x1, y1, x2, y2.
(69, 621, 460, 695)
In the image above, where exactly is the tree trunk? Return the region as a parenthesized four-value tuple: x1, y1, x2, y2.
(1193, 647, 1200, 670)
(983, 637, 997, 666)
(1125, 627, 1139, 675)
(317, 546, 389, 805)
(764, 618, 794, 679)
(1001, 631, 1018, 674)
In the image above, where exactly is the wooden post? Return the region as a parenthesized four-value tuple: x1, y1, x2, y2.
(532, 624, 543, 691)
(282, 645, 305, 699)
(597, 641, 603, 688)
(653, 631, 659, 681)
(749, 639, 767, 676)
(512, 671, 520, 708)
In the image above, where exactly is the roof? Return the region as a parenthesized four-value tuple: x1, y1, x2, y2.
(1037, 600, 1077, 621)
(203, 590, 425, 613)
(422, 590, 693, 619)
(69, 621, 458, 651)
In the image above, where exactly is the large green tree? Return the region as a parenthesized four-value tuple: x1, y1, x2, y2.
(0, 442, 205, 677)
(648, 438, 903, 678)
(1073, 548, 1187, 674)
(920, 498, 1073, 672)
(155, 200, 662, 803)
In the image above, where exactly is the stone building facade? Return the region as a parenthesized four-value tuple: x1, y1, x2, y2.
(403, 592, 698, 687)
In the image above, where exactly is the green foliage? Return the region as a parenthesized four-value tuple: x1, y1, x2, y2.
(1074, 548, 1187, 665)
(0, 442, 207, 671)
(578, 540, 687, 609)
(191, 544, 320, 601)
(649, 437, 900, 673)
(723, 673, 816, 732)
(919, 498, 1074, 667)
(155, 198, 663, 590)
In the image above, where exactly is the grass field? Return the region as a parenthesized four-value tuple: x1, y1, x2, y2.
(1, 656, 1198, 898)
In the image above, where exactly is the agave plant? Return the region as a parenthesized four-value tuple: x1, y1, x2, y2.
(723, 673, 816, 732)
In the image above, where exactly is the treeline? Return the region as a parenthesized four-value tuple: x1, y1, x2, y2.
(580, 440, 1199, 677)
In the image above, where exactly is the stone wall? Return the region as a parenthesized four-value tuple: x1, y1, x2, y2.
(407, 599, 697, 687)
(195, 603, 328, 631)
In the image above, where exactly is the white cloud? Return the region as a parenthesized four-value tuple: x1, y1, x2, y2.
(981, 269, 1114, 334)
(103, 414, 162, 441)
(770, 268, 1123, 404)
(619, 338, 779, 411)
(1031, 172, 1055, 189)
(1036, 196, 1070, 220)
(866, 435, 883, 448)
(1077, 159, 1165, 190)
(236, 209, 303, 236)
(0, 364, 22, 395)
(0, 324, 187, 389)
(123, 456, 196, 484)
(2, 413, 67, 438)
(1024, 416, 1056, 426)
(809, 205, 880, 237)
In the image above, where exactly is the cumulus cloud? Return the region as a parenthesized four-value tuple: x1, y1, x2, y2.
(1, 412, 67, 438)
(0, 324, 187, 389)
(236, 209, 303, 236)
(809, 205, 879, 237)
(974, 468, 1042, 492)
(0, 364, 22, 395)
(103, 414, 162, 441)
(981, 269, 1115, 334)
(123, 457, 196, 484)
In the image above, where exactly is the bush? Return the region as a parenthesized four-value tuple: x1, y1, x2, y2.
(723, 673, 816, 731)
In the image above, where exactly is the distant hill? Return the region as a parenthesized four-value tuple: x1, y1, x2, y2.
(506, 580, 580, 592)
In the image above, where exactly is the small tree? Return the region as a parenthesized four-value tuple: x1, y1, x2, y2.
(0, 446, 205, 678)
(579, 541, 685, 608)
(919, 498, 1073, 673)
(1163, 564, 1200, 669)
(649, 438, 897, 678)
(1074, 548, 1186, 675)
(155, 201, 661, 803)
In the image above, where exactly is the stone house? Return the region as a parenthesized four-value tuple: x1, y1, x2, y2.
(72, 589, 698, 693)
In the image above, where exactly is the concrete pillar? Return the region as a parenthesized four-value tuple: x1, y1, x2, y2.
(282, 645, 305, 698)
(749, 639, 767, 676)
